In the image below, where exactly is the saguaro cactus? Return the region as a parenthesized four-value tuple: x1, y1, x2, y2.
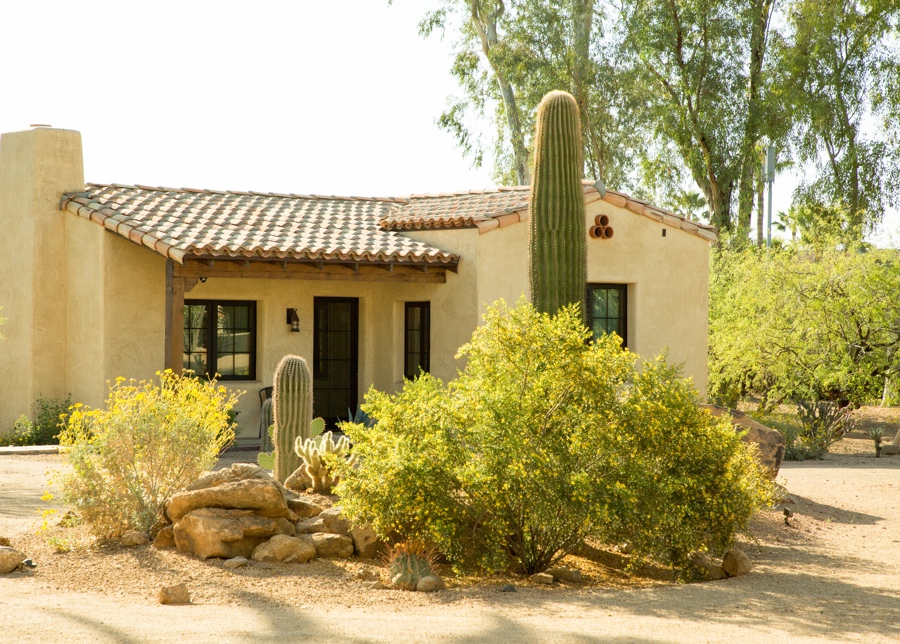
(528, 90, 587, 315)
(272, 355, 313, 483)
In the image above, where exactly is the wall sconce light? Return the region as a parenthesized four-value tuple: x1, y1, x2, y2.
(286, 308, 300, 333)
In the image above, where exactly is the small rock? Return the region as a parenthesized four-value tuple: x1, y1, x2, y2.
(355, 567, 381, 582)
(722, 549, 753, 577)
(251, 535, 317, 564)
(416, 575, 445, 592)
(690, 552, 728, 581)
(546, 566, 583, 584)
(21, 559, 37, 568)
(223, 556, 249, 569)
(617, 543, 633, 555)
(350, 524, 384, 559)
(0, 546, 27, 574)
(302, 533, 354, 559)
(500, 584, 517, 593)
(530, 572, 554, 585)
(153, 525, 175, 549)
(158, 583, 191, 605)
(286, 497, 324, 518)
(120, 530, 149, 547)
(0, 537, 10, 547)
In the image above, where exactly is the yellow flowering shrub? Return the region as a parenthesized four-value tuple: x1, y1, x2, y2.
(337, 299, 772, 575)
(59, 370, 239, 537)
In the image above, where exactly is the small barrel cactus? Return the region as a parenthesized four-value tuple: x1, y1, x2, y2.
(388, 541, 435, 591)
(294, 430, 358, 493)
(528, 90, 587, 315)
(272, 355, 313, 483)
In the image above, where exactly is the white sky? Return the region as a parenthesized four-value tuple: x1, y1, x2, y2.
(1, 0, 894, 241)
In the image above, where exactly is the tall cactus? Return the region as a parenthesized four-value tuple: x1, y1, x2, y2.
(528, 90, 587, 315)
(272, 355, 313, 483)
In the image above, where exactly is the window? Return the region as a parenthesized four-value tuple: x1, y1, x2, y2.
(184, 300, 256, 380)
(587, 285, 627, 347)
(404, 302, 430, 379)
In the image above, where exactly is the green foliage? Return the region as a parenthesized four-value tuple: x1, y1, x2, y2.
(272, 355, 314, 483)
(0, 395, 72, 447)
(336, 299, 771, 575)
(752, 403, 851, 461)
(709, 244, 900, 408)
(293, 426, 352, 494)
(58, 370, 238, 537)
(387, 541, 435, 591)
(528, 90, 587, 315)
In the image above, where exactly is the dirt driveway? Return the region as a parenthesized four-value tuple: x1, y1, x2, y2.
(1, 444, 899, 643)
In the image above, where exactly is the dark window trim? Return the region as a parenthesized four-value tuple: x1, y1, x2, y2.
(586, 284, 627, 347)
(184, 299, 257, 381)
(404, 301, 431, 380)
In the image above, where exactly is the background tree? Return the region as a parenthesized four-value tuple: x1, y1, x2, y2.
(775, 0, 900, 238)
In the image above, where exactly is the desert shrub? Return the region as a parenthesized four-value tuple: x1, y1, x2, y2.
(58, 370, 239, 536)
(752, 402, 851, 460)
(337, 299, 772, 575)
(0, 395, 72, 446)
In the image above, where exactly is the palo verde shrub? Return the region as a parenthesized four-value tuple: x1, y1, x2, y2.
(336, 299, 772, 575)
(59, 370, 239, 537)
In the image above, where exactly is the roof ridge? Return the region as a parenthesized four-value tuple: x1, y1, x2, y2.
(84, 183, 410, 204)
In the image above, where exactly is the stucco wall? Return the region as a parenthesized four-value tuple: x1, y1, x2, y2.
(0, 128, 84, 430)
(465, 200, 710, 395)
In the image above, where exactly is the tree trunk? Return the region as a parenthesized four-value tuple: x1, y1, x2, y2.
(572, 0, 600, 179)
(471, 1, 531, 185)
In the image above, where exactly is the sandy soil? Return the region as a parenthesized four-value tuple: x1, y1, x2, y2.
(1, 430, 899, 643)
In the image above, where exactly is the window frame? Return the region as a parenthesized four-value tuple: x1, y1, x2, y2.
(183, 299, 257, 381)
(404, 301, 431, 380)
(586, 284, 628, 347)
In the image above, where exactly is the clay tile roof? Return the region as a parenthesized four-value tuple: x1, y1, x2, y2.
(59, 184, 458, 266)
(380, 182, 716, 241)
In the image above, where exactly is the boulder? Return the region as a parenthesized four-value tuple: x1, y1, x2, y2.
(416, 575, 445, 592)
(0, 546, 27, 574)
(287, 497, 324, 518)
(350, 524, 384, 559)
(284, 466, 313, 492)
(301, 533, 354, 559)
(173, 508, 295, 559)
(120, 530, 149, 547)
(317, 507, 352, 536)
(690, 552, 728, 581)
(546, 566, 583, 583)
(722, 549, 753, 577)
(158, 583, 191, 605)
(167, 478, 289, 523)
(251, 535, 316, 564)
(530, 572, 554, 585)
(184, 462, 273, 492)
(701, 405, 786, 477)
(153, 525, 175, 549)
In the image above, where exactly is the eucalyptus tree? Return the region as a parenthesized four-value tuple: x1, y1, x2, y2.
(776, 0, 900, 237)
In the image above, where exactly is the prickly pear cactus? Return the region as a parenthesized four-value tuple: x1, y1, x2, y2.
(528, 90, 587, 315)
(294, 430, 358, 493)
(272, 355, 313, 483)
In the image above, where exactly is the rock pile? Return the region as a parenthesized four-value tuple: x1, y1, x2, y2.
(701, 404, 786, 477)
(159, 463, 384, 564)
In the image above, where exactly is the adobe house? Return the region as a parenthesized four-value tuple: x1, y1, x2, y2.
(0, 127, 714, 444)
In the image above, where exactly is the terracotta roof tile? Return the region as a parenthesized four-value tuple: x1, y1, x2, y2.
(60, 184, 458, 266)
(380, 182, 716, 241)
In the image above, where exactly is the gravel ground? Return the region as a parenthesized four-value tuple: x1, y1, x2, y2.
(1, 429, 899, 643)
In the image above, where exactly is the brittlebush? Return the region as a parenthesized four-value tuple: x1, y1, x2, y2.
(59, 370, 238, 536)
(337, 299, 772, 575)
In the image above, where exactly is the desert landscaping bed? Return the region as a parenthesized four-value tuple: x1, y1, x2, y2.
(2, 424, 899, 642)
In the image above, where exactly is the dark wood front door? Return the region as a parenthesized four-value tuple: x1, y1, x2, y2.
(313, 297, 359, 427)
